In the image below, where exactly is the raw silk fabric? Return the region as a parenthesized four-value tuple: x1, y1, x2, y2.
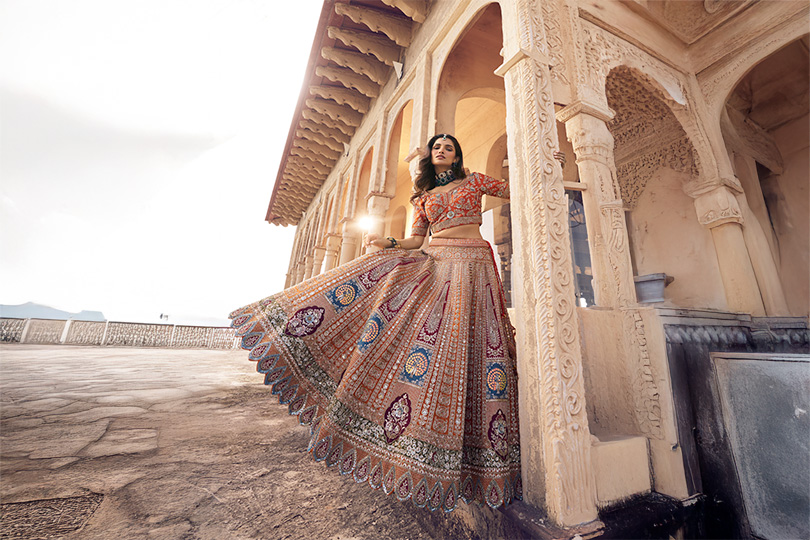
(230, 238, 521, 512)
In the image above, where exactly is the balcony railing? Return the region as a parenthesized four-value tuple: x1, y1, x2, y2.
(0, 318, 239, 349)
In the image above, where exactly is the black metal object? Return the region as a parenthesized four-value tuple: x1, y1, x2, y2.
(664, 313, 809, 539)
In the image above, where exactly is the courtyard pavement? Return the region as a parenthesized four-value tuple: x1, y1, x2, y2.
(0, 344, 435, 539)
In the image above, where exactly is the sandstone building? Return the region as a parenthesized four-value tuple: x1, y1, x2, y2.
(263, 0, 809, 537)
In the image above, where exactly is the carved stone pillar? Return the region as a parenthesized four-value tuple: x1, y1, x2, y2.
(323, 234, 342, 271)
(366, 192, 391, 253)
(338, 220, 359, 266)
(303, 254, 315, 281)
(692, 186, 765, 315)
(497, 1, 598, 525)
(284, 272, 293, 289)
(557, 103, 637, 308)
(295, 261, 306, 284)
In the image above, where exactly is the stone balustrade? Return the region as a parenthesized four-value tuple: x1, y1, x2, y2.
(0, 318, 239, 349)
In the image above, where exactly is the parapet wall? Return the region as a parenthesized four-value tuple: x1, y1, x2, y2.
(0, 318, 238, 349)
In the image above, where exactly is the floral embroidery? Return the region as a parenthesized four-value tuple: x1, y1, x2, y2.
(383, 393, 412, 443)
(284, 306, 325, 337)
(488, 409, 509, 459)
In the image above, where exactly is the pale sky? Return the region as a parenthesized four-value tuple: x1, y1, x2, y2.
(1, 0, 323, 325)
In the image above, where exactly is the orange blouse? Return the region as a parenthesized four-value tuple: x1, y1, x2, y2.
(411, 172, 509, 236)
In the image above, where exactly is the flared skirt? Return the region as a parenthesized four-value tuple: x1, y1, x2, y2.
(229, 238, 521, 512)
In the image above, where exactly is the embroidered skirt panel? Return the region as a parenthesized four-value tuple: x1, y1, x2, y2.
(230, 238, 521, 512)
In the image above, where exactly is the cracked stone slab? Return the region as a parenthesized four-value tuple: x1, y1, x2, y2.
(2, 419, 110, 459)
(81, 428, 159, 458)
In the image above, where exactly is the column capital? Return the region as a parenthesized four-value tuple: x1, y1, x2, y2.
(556, 100, 614, 124)
(693, 186, 744, 228)
(683, 175, 743, 199)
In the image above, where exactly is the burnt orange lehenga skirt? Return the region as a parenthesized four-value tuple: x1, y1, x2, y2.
(229, 238, 520, 512)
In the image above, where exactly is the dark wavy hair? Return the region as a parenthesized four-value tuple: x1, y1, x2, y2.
(410, 134, 466, 203)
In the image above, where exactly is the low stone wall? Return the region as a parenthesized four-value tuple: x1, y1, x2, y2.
(0, 318, 239, 349)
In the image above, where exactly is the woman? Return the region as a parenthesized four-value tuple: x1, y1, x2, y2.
(230, 134, 521, 512)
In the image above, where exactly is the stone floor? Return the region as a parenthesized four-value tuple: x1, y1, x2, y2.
(0, 345, 434, 539)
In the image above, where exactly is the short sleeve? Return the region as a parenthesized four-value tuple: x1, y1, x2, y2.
(475, 172, 509, 199)
(410, 197, 429, 236)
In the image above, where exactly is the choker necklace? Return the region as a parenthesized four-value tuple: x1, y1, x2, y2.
(434, 169, 456, 187)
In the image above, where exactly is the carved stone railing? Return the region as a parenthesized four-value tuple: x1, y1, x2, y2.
(0, 318, 239, 349)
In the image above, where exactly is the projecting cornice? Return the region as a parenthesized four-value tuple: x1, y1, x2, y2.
(334, 3, 413, 47)
(309, 85, 370, 114)
(295, 127, 344, 152)
(315, 65, 381, 98)
(327, 27, 402, 66)
(301, 109, 355, 136)
(321, 46, 390, 85)
(266, 0, 430, 227)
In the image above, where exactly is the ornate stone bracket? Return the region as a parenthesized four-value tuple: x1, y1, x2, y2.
(692, 186, 744, 228)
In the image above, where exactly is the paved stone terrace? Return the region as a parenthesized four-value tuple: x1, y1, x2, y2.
(0, 345, 435, 539)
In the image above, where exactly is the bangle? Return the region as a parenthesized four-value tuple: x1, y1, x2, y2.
(386, 236, 399, 248)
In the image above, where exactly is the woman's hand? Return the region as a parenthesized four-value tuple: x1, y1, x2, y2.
(364, 233, 393, 249)
(553, 151, 566, 169)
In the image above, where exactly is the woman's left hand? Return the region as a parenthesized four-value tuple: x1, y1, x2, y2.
(553, 151, 566, 169)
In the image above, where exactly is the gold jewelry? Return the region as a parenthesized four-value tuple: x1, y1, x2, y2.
(386, 236, 399, 248)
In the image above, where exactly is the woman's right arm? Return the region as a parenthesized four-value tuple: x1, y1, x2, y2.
(365, 233, 425, 250)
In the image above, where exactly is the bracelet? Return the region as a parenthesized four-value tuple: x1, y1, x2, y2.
(386, 236, 399, 248)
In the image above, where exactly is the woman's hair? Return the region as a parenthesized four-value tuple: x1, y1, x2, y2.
(410, 134, 466, 203)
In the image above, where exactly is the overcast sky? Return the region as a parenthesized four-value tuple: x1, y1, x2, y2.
(1, 0, 322, 325)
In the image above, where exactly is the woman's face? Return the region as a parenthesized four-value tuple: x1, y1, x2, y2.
(431, 138, 457, 170)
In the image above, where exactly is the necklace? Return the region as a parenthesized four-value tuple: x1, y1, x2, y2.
(434, 169, 456, 187)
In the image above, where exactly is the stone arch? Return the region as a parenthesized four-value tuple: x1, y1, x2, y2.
(720, 36, 809, 317)
(581, 25, 720, 183)
(381, 100, 415, 238)
(606, 65, 727, 310)
(434, 3, 504, 135)
(704, 31, 810, 120)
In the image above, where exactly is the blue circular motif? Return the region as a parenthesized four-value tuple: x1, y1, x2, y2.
(334, 284, 356, 306)
(360, 319, 380, 343)
(487, 367, 507, 392)
(404, 351, 429, 378)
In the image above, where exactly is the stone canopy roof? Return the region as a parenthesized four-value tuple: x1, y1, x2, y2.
(265, 0, 427, 226)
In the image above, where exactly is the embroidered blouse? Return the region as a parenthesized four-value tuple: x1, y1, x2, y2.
(411, 172, 509, 236)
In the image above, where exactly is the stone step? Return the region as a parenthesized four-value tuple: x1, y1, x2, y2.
(591, 434, 651, 506)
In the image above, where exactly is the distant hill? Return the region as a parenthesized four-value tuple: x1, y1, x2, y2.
(0, 302, 106, 322)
